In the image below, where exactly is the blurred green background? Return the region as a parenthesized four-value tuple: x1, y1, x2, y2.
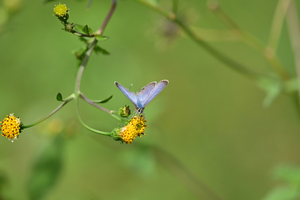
(1, 0, 300, 199)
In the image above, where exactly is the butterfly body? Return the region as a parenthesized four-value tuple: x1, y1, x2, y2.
(115, 80, 169, 113)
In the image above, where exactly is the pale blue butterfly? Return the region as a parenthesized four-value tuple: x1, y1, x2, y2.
(115, 80, 169, 114)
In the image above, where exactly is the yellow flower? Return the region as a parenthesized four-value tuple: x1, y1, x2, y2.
(129, 115, 147, 136)
(120, 123, 137, 144)
(53, 3, 68, 18)
(113, 115, 147, 144)
(0, 113, 21, 142)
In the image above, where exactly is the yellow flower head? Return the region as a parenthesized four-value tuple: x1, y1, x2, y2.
(54, 3, 68, 18)
(0, 113, 21, 142)
(120, 123, 137, 144)
(112, 115, 147, 144)
(129, 115, 147, 136)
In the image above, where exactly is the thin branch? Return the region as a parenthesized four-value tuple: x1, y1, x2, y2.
(80, 93, 126, 123)
(97, 0, 117, 35)
(286, 0, 300, 107)
(268, 0, 291, 51)
(22, 96, 74, 129)
(75, 98, 111, 136)
(208, 1, 290, 81)
(136, 144, 224, 200)
(133, 0, 263, 80)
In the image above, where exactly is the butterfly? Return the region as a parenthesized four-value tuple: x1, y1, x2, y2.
(115, 80, 169, 114)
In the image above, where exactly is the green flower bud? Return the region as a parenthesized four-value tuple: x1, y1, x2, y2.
(111, 127, 122, 142)
(118, 105, 131, 117)
(65, 22, 74, 32)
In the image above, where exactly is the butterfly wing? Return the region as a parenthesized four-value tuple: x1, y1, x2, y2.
(140, 80, 169, 108)
(115, 81, 138, 108)
(136, 81, 156, 106)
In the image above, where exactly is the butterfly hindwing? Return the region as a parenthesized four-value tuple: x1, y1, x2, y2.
(141, 80, 169, 107)
(137, 81, 156, 106)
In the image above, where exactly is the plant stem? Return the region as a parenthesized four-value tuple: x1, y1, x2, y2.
(268, 0, 291, 51)
(133, 0, 262, 80)
(97, 0, 117, 35)
(75, 98, 112, 136)
(135, 144, 224, 200)
(75, 39, 97, 95)
(286, 0, 300, 109)
(22, 96, 74, 129)
(80, 93, 126, 123)
(73, 0, 118, 135)
(209, 2, 290, 81)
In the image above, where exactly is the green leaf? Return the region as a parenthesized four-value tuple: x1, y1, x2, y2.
(56, 93, 63, 101)
(93, 95, 113, 103)
(27, 135, 64, 200)
(256, 76, 283, 107)
(74, 24, 84, 32)
(82, 25, 90, 35)
(94, 35, 109, 42)
(94, 45, 110, 55)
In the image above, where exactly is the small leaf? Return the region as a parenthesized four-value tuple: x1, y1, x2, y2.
(56, 93, 63, 101)
(74, 24, 84, 32)
(73, 46, 88, 61)
(27, 135, 64, 200)
(94, 95, 113, 103)
(256, 76, 283, 107)
(94, 45, 110, 55)
(82, 25, 90, 35)
(94, 35, 109, 42)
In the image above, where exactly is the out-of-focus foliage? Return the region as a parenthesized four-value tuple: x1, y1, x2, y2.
(1, 0, 300, 200)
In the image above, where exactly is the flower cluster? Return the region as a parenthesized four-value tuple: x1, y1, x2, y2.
(113, 115, 147, 144)
(53, 3, 69, 19)
(0, 113, 22, 142)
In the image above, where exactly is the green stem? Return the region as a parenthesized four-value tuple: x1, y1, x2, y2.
(80, 93, 127, 123)
(135, 143, 224, 200)
(268, 0, 291, 51)
(97, 0, 117, 35)
(22, 96, 74, 129)
(72, 0, 118, 136)
(133, 0, 262, 80)
(286, 0, 300, 110)
(209, 2, 290, 80)
(75, 98, 111, 136)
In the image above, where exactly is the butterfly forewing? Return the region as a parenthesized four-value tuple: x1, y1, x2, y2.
(115, 82, 138, 108)
(142, 80, 169, 107)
